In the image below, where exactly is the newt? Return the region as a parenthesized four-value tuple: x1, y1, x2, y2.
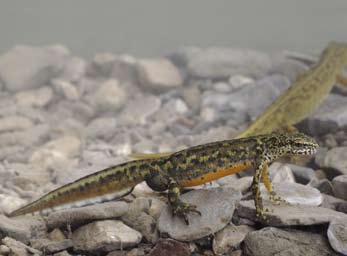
(237, 41, 347, 138)
(10, 132, 318, 224)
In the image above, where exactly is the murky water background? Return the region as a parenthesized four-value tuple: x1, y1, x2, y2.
(1, 0, 347, 57)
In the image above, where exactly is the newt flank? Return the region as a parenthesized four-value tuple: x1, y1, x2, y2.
(10, 132, 318, 224)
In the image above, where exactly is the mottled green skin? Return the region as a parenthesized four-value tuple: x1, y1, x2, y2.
(10, 133, 318, 224)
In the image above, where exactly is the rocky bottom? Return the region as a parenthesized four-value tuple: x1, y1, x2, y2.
(0, 44, 346, 255)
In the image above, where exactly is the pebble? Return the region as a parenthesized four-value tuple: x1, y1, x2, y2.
(52, 79, 80, 100)
(2, 237, 42, 256)
(287, 164, 316, 184)
(30, 238, 73, 254)
(301, 94, 347, 135)
(327, 217, 347, 255)
(90, 52, 116, 76)
(92, 79, 128, 113)
(147, 239, 190, 256)
(86, 117, 118, 140)
(158, 187, 241, 241)
(15, 86, 54, 107)
(260, 182, 322, 206)
(72, 220, 142, 252)
(0, 45, 68, 92)
(46, 201, 129, 229)
(268, 163, 295, 183)
(59, 56, 86, 82)
(0, 215, 47, 244)
(136, 58, 183, 92)
(236, 200, 346, 226)
(212, 224, 254, 255)
(111, 55, 138, 82)
(186, 47, 272, 79)
(228, 75, 254, 91)
(182, 85, 201, 110)
(243, 227, 339, 256)
(0, 116, 34, 133)
(332, 175, 347, 200)
(321, 147, 347, 175)
(309, 178, 334, 195)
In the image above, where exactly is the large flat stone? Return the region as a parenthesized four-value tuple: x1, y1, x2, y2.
(158, 187, 241, 241)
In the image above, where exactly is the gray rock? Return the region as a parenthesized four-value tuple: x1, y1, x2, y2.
(323, 148, 347, 175)
(332, 175, 347, 200)
(52, 79, 80, 101)
(237, 200, 346, 226)
(0, 215, 47, 243)
(270, 53, 309, 82)
(148, 198, 166, 220)
(300, 94, 347, 135)
(147, 239, 190, 256)
(288, 164, 316, 184)
(212, 224, 254, 255)
(59, 56, 86, 82)
(53, 251, 72, 256)
(121, 198, 158, 243)
(46, 201, 129, 229)
(90, 52, 116, 76)
(92, 79, 127, 113)
(309, 179, 334, 196)
(268, 163, 295, 183)
(0, 245, 10, 255)
(158, 187, 241, 241)
(328, 217, 347, 255)
(260, 182, 322, 206)
(72, 220, 142, 252)
(187, 47, 272, 79)
(336, 201, 347, 214)
(0, 45, 68, 92)
(111, 55, 138, 83)
(30, 238, 73, 254)
(243, 227, 339, 256)
(168, 46, 202, 67)
(86, 117, 117, 140)
(118, 95, 161, 125)
(218, 176, 253, 194)
(15, 86, 54, 107)
(182, 85, 201, 110)
(228, 75, 254, 91)
(0, 116, 34, 133)
(320, 194, 346, 211)
(136, 58, 183, 92)
(2, 237, 42, 256)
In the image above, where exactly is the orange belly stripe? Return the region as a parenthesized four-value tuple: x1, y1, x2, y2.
(179, 163, 252, 187)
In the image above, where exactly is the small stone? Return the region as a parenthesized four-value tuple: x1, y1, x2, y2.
(111, 55, 138, 82)
(332, 175, 347, 200)
(228, 75, 254, 91)
(218, 176, 252, 194)
(270, 53, 309, 82)
(322, 148, 347, 175)
(15, 86, 54, 107)
(212, 224, 254, 255)
(148, 198, 166, 220)
(91, 52, 116, 76)
(0, 116, 34, 133)
(46, 201, 129, 229)
(30, 238, 73, 254)
(2, 237, 42, 256)
(182, 85, 201, 110)
(119, 95, 161, 125)
(53, 251, 72, 256)
(0, 215, 47, 243)
(52, 79, 80, 100)
(92, 79, 127, 112)
(320, 194, 346, 211)
(301, 94, 347, 135)
(136, 58, 183, 92)
(0, 245, 10, 255)
(268, 163, 295, 183)
(72, 220, 142, 252)
(288, 164, 316, 184)
(158, 187, 241, 241)
(48, 228, 66, 241)
(86, 117, 117, 140)
(60, 56, 86, 82)
(309, 179, 334, 196)
(147, 239, 190, 256)
(261, 182, 322, 206)
(0, 45, 68, 92)
(187, 47, 272, 79)
(327, 218, 347, 255)
(243, 227, 338, 256)
(236, 200, 346, 226)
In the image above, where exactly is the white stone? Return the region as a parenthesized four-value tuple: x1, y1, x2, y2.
(15, 86, 54, 107)
(0, 116, 34, 132)
(52, 79, 80, 100)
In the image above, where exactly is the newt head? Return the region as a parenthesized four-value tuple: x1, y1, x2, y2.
(263, 132, 319, 158)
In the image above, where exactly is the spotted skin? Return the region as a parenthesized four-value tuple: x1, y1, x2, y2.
(10, 132, 318, 224)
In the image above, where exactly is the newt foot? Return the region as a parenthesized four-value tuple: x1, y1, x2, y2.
(171, 202, 201, 225)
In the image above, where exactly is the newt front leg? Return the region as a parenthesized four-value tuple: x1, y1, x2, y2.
(261, 164, 288, 205)
(167, 177, 201, 225)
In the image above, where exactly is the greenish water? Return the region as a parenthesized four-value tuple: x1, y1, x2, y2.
(1, 0, 346, 57)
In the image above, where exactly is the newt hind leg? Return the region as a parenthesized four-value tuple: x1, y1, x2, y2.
(167, 177, 201, 225)
(261, 165, 288, 205)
